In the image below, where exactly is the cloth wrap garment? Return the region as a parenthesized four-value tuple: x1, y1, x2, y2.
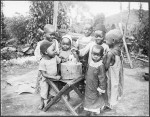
(106, 49, 124, 107)
(83, 60, 107, 113)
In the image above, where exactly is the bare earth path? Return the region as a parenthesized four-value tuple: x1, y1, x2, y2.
(1, 67, 149, 116)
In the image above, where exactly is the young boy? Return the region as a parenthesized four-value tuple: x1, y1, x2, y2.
(103, 29, 124, 109)
(79, 30, 109, 65)
(34, 24, 59, 94)
(82, 45, 107, 116)
(76, 24, 93, 50)
(34, 24, 59, 62)
(38, 40, 61, 110)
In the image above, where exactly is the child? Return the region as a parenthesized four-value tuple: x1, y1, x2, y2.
(103, 29, 124, 109)
(79, 30, 109, 65)
(58, 35, 79, 100)
(76, 24, 93, 50)
(82, 45, 107, 116)
(34, 24, 59, 93)
(59, 35, 79, 63)
(38, 40, 61, 110)
(34, 24, 59, 61)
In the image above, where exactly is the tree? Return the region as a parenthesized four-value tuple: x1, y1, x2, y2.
(26, 1, 70, 44)
(111, 24, 116, 29)
(134, 3, 149, 56)
(5, 14, 29, 45)
(93, 13, 106, 36)
(1, 1, 9, 48)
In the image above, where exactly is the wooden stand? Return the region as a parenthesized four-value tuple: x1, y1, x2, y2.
(43, 76, 85, 116)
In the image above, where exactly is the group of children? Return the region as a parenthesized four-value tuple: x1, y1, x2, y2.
(34, 23, 124, 116)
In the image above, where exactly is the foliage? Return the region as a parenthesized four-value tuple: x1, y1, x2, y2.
(1, 1, 10, 48)
(4, 15, 29, 45)
(105, 8, 149, 56)
(93, 13, 106, 35)
(111, 24, 116, 30)
(26, 1, 70, 44)
(134, 4, 149, 56)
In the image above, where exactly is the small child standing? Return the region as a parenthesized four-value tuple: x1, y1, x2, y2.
(59, 35, 78, 63)
(82, 45, 107, 116)
(58, 35, 79, 100)
(34, 24, 59, 94)
(103, 29, 124, 109)
(38, 40, 61, 110)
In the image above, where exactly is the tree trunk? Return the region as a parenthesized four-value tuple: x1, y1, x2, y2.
(53, 1, 58, 31)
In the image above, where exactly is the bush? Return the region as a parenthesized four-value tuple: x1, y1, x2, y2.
(4, 14, 29, 45)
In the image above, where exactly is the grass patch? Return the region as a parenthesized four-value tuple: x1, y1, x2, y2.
(1, 56, 39, 79)
(123, 58, 149, 69)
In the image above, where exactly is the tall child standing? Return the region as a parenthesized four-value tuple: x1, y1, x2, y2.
(34, 24, 59, 93)
(103, 29, 124, 109)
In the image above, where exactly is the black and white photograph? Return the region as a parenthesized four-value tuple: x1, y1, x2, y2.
(1, 1, 149, 116)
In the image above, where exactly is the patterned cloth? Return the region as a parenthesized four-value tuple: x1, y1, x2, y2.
(83, 60, 107, 114)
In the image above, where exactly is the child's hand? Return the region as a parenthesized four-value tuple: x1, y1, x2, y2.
(71, 48, 79, 55)
(56, 75, 61, 80)
(97, 87, 105, 95)
(62, 58, 68, 62)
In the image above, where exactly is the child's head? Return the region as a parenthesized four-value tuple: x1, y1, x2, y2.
(40, 40, 56, 58)
(91, 45, 104, 62)
(83, 24, 93, 37)
(61, 35, 72, 51)
(94, 30, 104, 45)
(105, 29, 123, 48)
(44, 24, 55, 42)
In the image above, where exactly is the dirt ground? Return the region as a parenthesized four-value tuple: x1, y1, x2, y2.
(1, 64, 149, 116)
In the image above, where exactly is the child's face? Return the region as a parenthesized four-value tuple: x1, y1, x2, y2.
(94, 34, 104, 45)
(91, 47, 103, 62)
(45, 33, 53, 42)
(46, 45, 56, 58)
(61, 38, 71, 51)
(83, 28, 92, 37)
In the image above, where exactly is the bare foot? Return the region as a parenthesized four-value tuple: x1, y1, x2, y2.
(38, 102, 44, 110)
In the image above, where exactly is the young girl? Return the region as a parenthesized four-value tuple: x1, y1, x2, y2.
(38, 40, 61, 110)
(82, 45, 107, 116)
(58, 35, 79, 100)
(34, 24, 59, 94)
(103, 29, 124, 109)
(59, 35, 79, 63)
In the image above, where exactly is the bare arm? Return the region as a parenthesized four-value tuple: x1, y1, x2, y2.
(103, 52, 115, 71)
(79, 42, 93, 57)
(40, 70, 61, 81)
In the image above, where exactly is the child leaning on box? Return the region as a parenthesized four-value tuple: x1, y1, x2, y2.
(38, 40, 61, 110)
(34, 24, 59, 94)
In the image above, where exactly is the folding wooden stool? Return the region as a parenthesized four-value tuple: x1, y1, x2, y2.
(43, 76, 85, 116)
